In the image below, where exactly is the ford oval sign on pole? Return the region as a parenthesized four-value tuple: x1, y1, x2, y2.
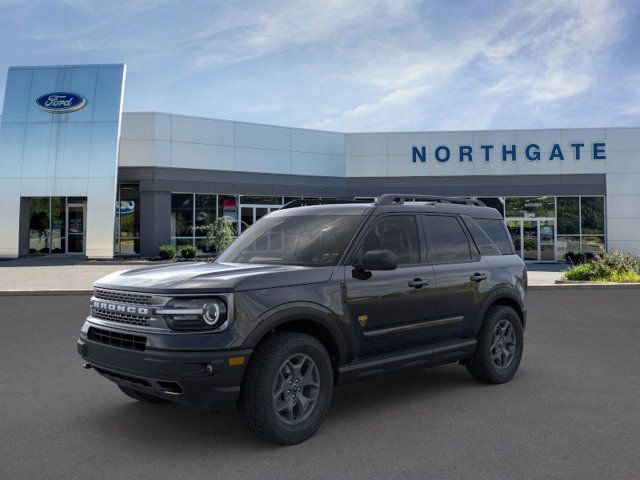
(35, 92, 87, 114)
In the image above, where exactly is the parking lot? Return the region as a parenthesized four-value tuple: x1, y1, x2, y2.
(1, 289, 639, 480)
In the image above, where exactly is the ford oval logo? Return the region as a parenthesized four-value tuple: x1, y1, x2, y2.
(35, 92, 87, 114)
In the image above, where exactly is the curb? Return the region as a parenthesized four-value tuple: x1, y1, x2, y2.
(530, 283, 640, 290)
(0, 290, 93, 296)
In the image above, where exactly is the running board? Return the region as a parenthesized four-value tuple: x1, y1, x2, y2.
(337, 339, 477, 383)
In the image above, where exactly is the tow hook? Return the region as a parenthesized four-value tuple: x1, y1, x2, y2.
(82, 363, 92, 370)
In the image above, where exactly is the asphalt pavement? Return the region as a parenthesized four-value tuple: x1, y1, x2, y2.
(1, 290, 639, 480)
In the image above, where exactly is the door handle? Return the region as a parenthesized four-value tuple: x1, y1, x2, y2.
(408, 278, 430, 289)
(470, 273, 488, 282)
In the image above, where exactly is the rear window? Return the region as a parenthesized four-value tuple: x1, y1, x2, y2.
(475, 218, 514, 255)
(462, 217, 501, 256)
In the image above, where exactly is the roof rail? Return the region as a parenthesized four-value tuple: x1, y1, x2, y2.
(376, 194, 485, 207)
(281, 198, 373, 209)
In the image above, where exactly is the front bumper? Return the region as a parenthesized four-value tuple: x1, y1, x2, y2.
(77, 329, 252, 410)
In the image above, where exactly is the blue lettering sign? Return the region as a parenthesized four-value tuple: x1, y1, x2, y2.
(593, 142, 606, 160)
(525, 144, 540, 161)
(412, 146, 426, 163)
(480, 145, 493, 162)
(571, 143, 584, 160)
(549, 143, 564, 160)
(459, 145, 472, 162)
(435, 146, 450, 162)
(408, 141, 605, 164)
(502, 144, 516, 161)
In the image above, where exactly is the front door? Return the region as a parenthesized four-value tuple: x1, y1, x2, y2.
(506, 218, 556, 261)
(66, 203, 85, 254)
(344, 214, 436, 358)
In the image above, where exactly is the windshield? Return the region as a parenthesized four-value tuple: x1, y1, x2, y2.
(216, 215, 364, 267)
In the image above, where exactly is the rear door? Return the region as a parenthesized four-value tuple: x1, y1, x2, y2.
(344, 214, 436, 357)
(421, 214, 492, 341)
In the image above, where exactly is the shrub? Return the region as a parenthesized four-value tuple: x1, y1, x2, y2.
(192, 217, 236, 254)
(158, 244, 177, 260)
(181, 245, 198, 259)
(563, 250, 640, 282)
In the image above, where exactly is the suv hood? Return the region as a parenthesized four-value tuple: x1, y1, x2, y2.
(93, 262, 335, 294)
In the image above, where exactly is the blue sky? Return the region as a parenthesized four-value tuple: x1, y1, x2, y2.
(0, 0, 639, 131)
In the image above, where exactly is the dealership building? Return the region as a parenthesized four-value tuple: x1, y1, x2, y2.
(1, 63, 639, 261)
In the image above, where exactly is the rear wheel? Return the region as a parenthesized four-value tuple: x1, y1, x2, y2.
(466, 305, 523, 384)
(238, 331, 333, 445)
(118, 385, 169, 404)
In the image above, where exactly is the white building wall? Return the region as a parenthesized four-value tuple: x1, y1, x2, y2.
(119, 121, 640, 255)
(345, 129, 608, 177)
(119, 113, 346, 177)
(604, 128, 640, 254)
(0, 64, 126, 258)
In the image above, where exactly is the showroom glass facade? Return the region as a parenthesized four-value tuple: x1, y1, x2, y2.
(476, 195, 605, 261)
(114, 184, 140, 255)
(27, 196, 88, 255)
(109, 191, 606, 261)
(169, 194, 286, 253)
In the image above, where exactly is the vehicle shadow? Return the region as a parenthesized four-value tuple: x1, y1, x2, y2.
(79, 364, 482, 451)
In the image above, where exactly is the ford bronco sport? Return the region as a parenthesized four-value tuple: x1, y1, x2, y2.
(78, 194, 527, 445)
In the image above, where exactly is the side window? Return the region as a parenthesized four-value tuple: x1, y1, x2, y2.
(361, 215, 420, 265)
(422, 215, 472, 263)
(462, 216, 501, 256)
(476, 218, 514, 255)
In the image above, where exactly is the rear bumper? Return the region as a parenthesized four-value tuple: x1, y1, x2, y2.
(77, 335, 251, 410)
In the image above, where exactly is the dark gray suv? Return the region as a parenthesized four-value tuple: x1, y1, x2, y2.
(78, 194, 527, 444)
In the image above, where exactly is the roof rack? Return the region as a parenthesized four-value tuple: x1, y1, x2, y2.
(281, 198, 373, 209)
(376, 194, 485, 207)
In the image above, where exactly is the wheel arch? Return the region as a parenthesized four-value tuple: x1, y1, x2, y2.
(476, 289, 526, 336)
(242, 304, 349, 378)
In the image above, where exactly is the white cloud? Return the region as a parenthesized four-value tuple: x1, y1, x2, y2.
(313, 0, 626, 131)
(1, 0, 631, 130)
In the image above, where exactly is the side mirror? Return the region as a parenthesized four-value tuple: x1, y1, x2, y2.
(357, 249, 398, 271)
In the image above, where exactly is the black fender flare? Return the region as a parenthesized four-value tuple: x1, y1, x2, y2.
(242, 302, 350, 367)
(475, 286, 526, 336)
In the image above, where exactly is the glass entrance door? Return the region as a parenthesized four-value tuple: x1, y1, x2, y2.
(239, 204, 281, 234)
(66, 203, 86, 254)
(523, 220, 538, 260)
(506, 218, 556, 261)
(506, 221, 522, 257)
(539, 220, 555, 261)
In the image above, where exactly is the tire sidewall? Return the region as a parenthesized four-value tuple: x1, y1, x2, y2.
(480, 307, 524, 383)
(255, 335, 333, 443)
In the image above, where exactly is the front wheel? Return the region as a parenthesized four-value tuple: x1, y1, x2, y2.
(238, 332, 334, 445)
(466, 305, 524, 384)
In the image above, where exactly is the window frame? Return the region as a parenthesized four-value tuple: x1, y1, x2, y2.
(421, 213, 480, 265)
(346, 213, 424, 267)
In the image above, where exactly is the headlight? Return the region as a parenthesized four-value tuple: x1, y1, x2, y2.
(159, 298, 228, 331)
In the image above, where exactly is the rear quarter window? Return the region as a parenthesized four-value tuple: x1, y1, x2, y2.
(474, 218, 515, 255)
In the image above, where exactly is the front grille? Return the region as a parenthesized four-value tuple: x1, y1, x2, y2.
(88, 327, 146, 351)
(92, 309, 151, 327)
(94, 288, 153, 305)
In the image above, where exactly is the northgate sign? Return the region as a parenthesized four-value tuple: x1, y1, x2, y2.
(412, 142, 606, 163)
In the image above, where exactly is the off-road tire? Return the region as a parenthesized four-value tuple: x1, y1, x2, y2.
(238, 331, 333, 445)
(466, 305, 523, 384)
(118, 385, 169, 404)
